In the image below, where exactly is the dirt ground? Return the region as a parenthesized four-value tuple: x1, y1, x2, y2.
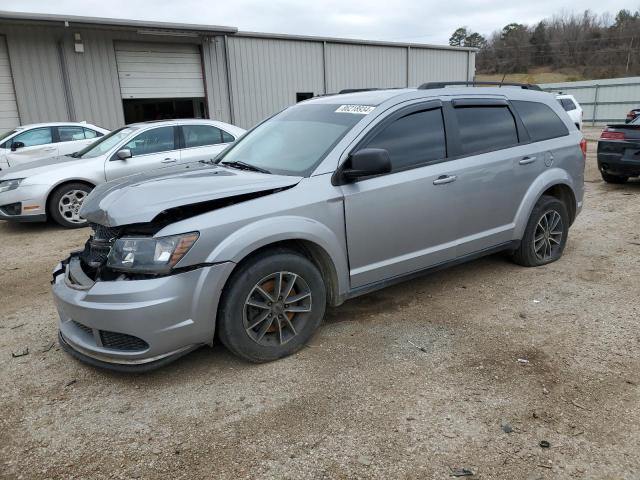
(1, 126, 639, 479)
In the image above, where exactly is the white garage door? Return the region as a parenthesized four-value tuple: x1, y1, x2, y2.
(0, 36, 19, 132)
(115, 42, 205, 99)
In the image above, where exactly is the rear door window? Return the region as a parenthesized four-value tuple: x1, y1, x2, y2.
(182, 125, 226, 148)
(512, 100, 569, 142)
(83, 128, 103, 139)
(57, 126, 86, 142)
(454, 106, 518, 155)
(365, 108, 446, 171)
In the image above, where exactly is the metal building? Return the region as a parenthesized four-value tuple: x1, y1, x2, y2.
(0, 10, 476, 131)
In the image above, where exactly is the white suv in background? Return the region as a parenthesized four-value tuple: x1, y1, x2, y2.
(0, 122, 109, 171)
(556, 94, 583, 130)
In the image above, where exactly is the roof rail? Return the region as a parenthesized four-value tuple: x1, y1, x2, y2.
(418, 81, 542, 91)
(338, 88, 380, 94)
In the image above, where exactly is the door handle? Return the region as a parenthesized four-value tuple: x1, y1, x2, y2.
(433, 175, 457, 185)
(161, 158, 177, 164)
(519, 156, 537, 165)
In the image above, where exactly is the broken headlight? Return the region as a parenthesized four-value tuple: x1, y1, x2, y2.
(106, 232, 199, 274)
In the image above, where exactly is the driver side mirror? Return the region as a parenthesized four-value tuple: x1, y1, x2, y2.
(334, 148, 392, 185)
(116, 148, 132, 160)
(11, 141, 25, 152)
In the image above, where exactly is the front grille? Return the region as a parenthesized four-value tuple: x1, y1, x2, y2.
(99, 330, 149, 352)
(72, 320, 93, 336)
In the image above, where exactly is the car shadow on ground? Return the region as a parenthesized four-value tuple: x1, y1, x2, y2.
(0, 219, 89, 234)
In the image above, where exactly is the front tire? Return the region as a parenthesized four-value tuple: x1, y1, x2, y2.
(48, 182, 92, 228)
(512, 195, 569, 267)
(217, 249, 326, 363)
(601, 172, 628, 184)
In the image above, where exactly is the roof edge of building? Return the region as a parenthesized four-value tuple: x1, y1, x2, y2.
(0, 10, 238, 34)
(234, 30, 478, 52)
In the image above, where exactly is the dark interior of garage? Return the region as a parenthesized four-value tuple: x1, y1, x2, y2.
(123, 98, 207, 124)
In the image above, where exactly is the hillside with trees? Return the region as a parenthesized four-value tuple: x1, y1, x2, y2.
(450, 9, 640, 80)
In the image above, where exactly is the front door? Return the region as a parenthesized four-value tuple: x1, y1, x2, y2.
(341, 104, 461, 288)
(105, 125, 180, 181)
(6, 127, 58, 167)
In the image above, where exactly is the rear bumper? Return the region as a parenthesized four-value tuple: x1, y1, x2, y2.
(52, 256, 235, 371)
(597, 154, 640, 176)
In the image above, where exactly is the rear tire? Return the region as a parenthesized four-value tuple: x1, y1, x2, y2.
(601, 172, 628, 184)
(217, 249, 326, 363)
(48, 182, 92, 228)
(512, 195, 569, 267)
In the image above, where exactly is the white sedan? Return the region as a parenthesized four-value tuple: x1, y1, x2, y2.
(0, 122, 109, 171)
(0, 119, 244, 228)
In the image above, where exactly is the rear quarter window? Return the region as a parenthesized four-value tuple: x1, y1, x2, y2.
(512, 100, 569, 142)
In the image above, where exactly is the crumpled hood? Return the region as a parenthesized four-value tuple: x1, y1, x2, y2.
(80, 162, 302, 227)
(0, 155, 84, 180)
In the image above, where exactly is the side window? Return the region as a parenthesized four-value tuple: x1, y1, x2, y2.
(454, 106, 518, 155)
(12, 127, 53, 147)
(221, 130, 235, 143)
(559, 98, 576, 112)
(182, 125, 224, 148)
(365, 108, 446, 171)
(511, 100, 569, 142)
(84, 128, 102, 139)
(123, 126, 175, 156)
(57, 126, 86, 143)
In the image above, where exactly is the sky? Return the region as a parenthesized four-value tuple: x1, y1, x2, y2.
(3, 0, 640, 45)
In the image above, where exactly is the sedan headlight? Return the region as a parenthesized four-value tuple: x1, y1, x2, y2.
(107, 232, 199, 274)
(0, 178, 24, 193)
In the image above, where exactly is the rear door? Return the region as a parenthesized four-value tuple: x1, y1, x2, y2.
(105, 125, 180, 181)
(56, 125, 96, 156)
(5, 127, 57, 166)
(445, 98, 537, 257)
(342, 101, 463, 288)
(179, 124, 236, 164)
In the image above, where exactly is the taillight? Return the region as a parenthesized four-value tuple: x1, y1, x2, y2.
(600, 129, 625, 140)
(580, 138, 587, 158)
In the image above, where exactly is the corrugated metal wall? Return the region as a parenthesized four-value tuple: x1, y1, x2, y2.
(0, 20, 475, 130)
(325, 43, 407, 92)
(408, 48, 470, 85)
(226, 36, 324, 128)
(541, 77, 640, 124)
(0, 35, 19, 131)
(0, 24, 69, 124)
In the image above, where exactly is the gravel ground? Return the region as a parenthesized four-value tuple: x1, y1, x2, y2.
(1, 126, 639, 479)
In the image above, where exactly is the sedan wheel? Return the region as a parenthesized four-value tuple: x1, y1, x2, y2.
(58, 189, 89, 225)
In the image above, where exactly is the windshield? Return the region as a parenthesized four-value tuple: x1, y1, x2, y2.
(0, 129, 17, 145)
(632, 116, 640, 125)
(74, 127, 137, 159)
(217, 104, 369, 176)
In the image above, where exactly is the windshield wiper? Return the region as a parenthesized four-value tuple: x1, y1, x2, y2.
(220, 160, 271, 174)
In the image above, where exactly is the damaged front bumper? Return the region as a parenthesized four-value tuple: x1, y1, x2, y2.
(52, 253, 235, 372)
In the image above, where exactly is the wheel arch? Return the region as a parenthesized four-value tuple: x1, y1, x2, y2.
(513, 170, 578, 239)
(45, 179, 96, 216)
(202, 217, 350, 308)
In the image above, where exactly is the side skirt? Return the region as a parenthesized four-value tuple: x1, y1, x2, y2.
(343, 240, 520, 302)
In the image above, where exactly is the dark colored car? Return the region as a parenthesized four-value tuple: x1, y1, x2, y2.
(625, 108, 640, 123)
(597, 116, 640, 183)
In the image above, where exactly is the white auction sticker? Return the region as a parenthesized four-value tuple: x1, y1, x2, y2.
(335, 105, 375, 114)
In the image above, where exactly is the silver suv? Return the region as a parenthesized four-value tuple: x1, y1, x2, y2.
(52, 83, 585, 371)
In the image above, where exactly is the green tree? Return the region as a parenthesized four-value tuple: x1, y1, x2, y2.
(464, 32, 487, 48)
(449, 27, 468, 47)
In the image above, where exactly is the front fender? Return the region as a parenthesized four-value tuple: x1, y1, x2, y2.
(513, 168, 577, 239)
(205, 215, 350, 298)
